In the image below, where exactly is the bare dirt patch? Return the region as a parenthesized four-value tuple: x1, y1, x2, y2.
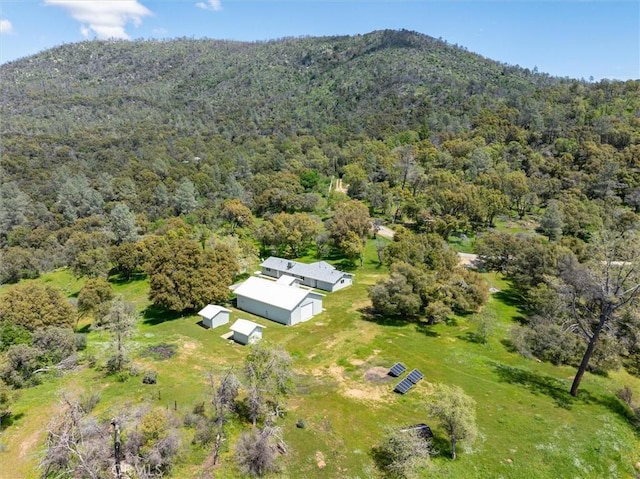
(310, 365, 345, 384)
(18, 430, 40, 459)
(364, 366, 393, 384)
(327, 365, 346, 383)
(315, 451, 326, 468)
(174, 339, 203, 363)
(310, 365, 390, 402)
(458, 252, 479, 267)
(323, 337, 341, 350)
(343, 387, 387, 402)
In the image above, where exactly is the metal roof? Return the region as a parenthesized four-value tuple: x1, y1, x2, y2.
(197, 304, 231, 320)
(233, 276, 311, 311)
(260, 257, 352, 284)
(276, 275, 298, 286)
(230, 319, 264, 336)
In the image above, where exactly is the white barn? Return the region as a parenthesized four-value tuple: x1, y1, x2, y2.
(260, 257, 353, 292)
(233, 276, 323, 326)
(230, 319, 264, 345)
(198, 304, 231, 329)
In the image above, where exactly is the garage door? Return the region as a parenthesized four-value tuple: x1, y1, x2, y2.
(300, 303, 314, 321)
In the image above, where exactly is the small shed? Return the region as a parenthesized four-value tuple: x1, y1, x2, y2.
(230, 319, 264, 345)
(198, 304, 231, 329)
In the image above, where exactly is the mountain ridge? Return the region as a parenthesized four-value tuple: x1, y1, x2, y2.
(1, 29, 638, 212)
(0, 29, 557, 139)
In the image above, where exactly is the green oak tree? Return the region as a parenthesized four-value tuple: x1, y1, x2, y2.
(0, 283, 75, 331)
(147, 238, 238, 313)
(427, 384, 478, 460)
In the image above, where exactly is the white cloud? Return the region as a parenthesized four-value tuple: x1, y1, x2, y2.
(196, 0, 222, 12)
(45, 1, 152, 40)
(0, 19, 14, 34)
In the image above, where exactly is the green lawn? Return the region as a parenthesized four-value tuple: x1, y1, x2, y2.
(1, 241, 639, 478)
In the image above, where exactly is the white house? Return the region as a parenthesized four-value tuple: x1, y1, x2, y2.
(233, 276, 323, 326)
(230, 319, 264, 345)
(198, 304, 231, 329)
(260, 257, 353, 292)
(275, 275, 299, 287)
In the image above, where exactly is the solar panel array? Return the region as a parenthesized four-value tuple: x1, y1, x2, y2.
(394, 378, 414, 394)
(390, 363, 424, 394)
(407, 369, 424, 384)
(388, 362, 407, 377)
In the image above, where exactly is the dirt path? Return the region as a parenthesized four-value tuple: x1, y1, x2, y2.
(457, 252, 480, 266)
(334, 178, 348, 194)
(375, 225, 395, 240)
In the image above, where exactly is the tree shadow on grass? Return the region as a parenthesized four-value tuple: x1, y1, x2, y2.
(142, 304, 183, 325)
(460, 331, 487, 345)
(109, 272, 147, 285)
(492, 362, 575, 409)
(358, 306, 410, 327)
(414, 322, 440, 338)
(1, 411, 25, 430)
(570, 389, 640, 434)
(492, 287, 529, 324)
(369, 444, 391, 475)
(494, 362, 640, 429)
(429, 433, 453, 460)
(593, 394, 640, 434)
(358, 307, 442, 337)
(334, 259, 358, 272)
(500, 338, 519, 353)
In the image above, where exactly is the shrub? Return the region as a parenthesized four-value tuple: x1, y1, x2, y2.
(33, 327, 76, 364)
(74, 333, 87, 351)
(79, 392, 101, 413)
(616, 386, 633, 407)
(373, 428, 433, 478)
(143, 370, 158, 385)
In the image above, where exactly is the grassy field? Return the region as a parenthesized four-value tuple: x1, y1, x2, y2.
(1, 240, 639, 478)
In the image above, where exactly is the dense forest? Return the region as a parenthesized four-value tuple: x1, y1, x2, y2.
(1, 30, 639, 272)
(1, 29, 640, 478)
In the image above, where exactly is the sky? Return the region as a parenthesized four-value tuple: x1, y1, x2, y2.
(0, 1, 638, 81)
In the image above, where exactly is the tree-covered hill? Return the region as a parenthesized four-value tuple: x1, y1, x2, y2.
(2, 30, 640, 479)
(2, 30, 639, 207)
(1, 30, 553, 139)
(1, 29, 639, 254)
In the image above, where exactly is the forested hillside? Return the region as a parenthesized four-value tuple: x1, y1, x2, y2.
(1, 29, 640, 478)
(2, 30, 639, 244)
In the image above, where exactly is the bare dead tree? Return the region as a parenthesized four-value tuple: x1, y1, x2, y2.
(235, 425, 284, 477)
(244, 343, 293, 426)
(111, 418, 122, 479)
(39, 392, 110, 479)
(208, 370, 239, 466)
(556, 231, 640, 396)
(32, 354, 78, 375)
